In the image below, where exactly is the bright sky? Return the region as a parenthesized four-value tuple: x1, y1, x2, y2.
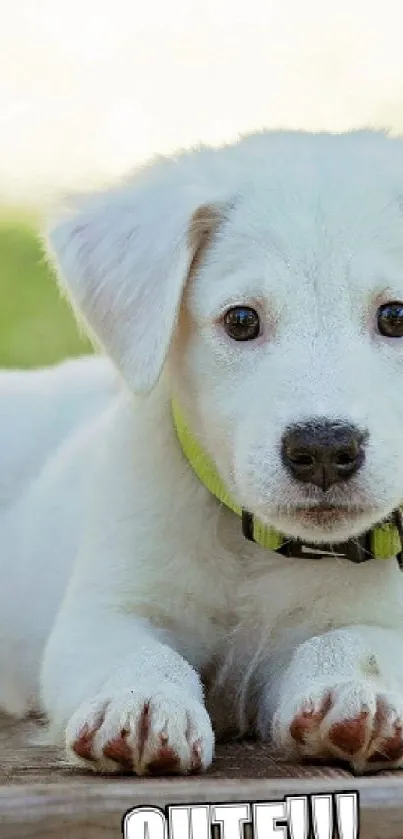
(1, 0, 403, 208)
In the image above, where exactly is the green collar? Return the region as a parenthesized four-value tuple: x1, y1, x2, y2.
(172, 400, 403, 564)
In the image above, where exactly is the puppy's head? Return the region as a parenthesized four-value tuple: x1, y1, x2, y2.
(47, 130, 403, 544)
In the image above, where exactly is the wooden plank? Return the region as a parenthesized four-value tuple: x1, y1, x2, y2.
(2, 777, 403, 839)
(2, 715, 403, 838)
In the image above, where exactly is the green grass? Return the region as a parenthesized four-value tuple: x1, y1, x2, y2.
(0, 219, 92, 368)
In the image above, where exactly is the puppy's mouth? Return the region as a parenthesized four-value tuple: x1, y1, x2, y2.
(291, 503, 369, 526)
(269, 494, 378, 539)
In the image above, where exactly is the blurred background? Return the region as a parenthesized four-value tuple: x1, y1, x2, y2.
(1, 0, 403, 368)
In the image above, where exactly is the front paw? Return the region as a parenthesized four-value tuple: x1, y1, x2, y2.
(65, 684, 214, 775)
(272, 680, 403, 773)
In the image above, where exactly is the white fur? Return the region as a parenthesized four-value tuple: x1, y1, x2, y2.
(2, 129, 403, 774)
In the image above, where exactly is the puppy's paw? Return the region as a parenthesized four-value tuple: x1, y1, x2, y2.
(65, 685, 214, 775)
(272, 680, 403, 773)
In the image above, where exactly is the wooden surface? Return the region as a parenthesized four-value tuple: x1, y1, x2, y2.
(1, 714, 403, 838)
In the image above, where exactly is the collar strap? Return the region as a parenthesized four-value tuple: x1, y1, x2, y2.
(172, 400, 403, 565)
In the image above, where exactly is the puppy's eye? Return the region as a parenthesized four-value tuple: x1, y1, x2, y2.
(377, 302, 403, 338)
(223, 306, 260, 341)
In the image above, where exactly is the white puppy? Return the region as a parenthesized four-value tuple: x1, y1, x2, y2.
(2, 129, 403, 776)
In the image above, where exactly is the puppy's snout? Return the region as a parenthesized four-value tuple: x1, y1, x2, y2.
(281, 420, 366, 491)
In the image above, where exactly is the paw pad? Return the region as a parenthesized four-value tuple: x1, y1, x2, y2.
(103, 730, 133, 769)
(328, 711, 369, 756)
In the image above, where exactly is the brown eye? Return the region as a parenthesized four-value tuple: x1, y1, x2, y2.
(223, 306, 260, 341)
(377, 302, 403, 338)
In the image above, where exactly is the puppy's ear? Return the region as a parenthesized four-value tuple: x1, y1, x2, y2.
(45, 170, 222, 392)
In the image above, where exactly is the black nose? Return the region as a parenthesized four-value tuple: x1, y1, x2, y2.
(281, 420, 366, 491)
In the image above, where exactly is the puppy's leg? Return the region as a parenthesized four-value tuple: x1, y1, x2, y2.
(266, 625, 403, 772)
(41, 606, 214, 775)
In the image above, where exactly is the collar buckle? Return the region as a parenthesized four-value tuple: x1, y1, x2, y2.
(277, 532, 373, 563)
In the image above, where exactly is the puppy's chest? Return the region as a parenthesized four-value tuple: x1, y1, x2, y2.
(122, 539, 250, 665)
(154, 548, 243, 650)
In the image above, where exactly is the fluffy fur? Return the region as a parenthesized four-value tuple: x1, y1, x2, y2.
(2, 129, 403, 774)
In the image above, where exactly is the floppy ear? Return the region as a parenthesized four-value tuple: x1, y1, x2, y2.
(45, 167, 222, 392)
